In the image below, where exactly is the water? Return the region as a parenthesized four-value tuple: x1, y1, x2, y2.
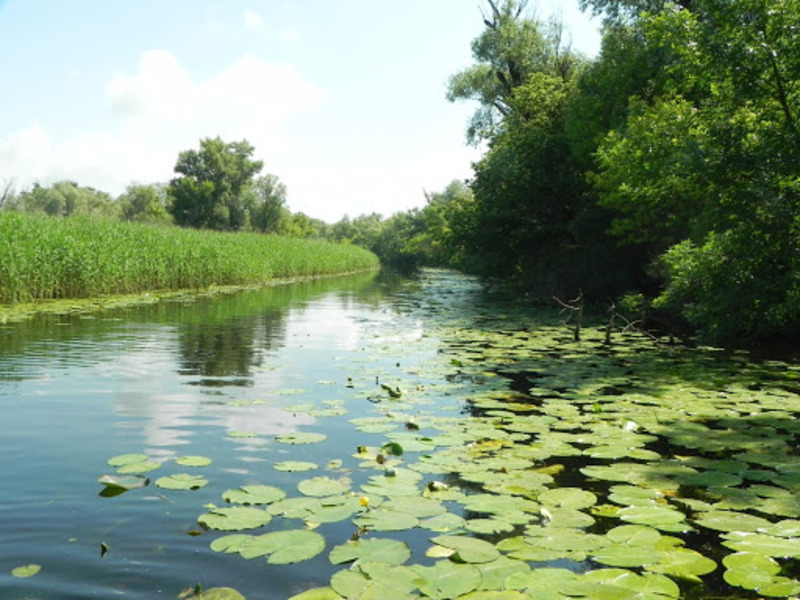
(0, 270, 467, 600)
(3, 269, 800, 600)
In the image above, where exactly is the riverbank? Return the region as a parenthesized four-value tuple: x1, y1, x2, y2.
(0, 212, 379, 313)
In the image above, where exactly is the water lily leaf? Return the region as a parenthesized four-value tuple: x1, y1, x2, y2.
(227, 431, 259, 438)
(116, 460, 161, 474)
(646, 548, 717, 580)
(694, 510, 771, 533)
(198, 507, 272, 531)
(97, 474, 149, 491)
(174, 455, 213, 467)
(505, 566, 577, 593)
(722, 532, 800, 557)
(430, 535, 500, 564)
(541, 506, 595, 528)
(274, 461, 318, 472)
(156, 473, 208, 490)
(329, 538, 411, 566)
(210, 534, 253, 554)
(107, 453, 148, 467)
(276, 432, 327, 445)
(606, 525, 662, 546)
(412, 560, 482, 599)
(617, 505, 686, 528)
(380, 496, 446, 518)
(354, 508, 419, 531)
(591, 544, 664, 567)
(759, 578, 800, 597)
(465, 517, 517, 535)
(239, 530, 325, 564)
(331, 563, 419, 600)
(11, 564, 41, 578)
(476, 556, 531, 590)
(419, 512, 467, 533)
(298, 477, 351, 497)
(196, 588, 247, 600)
(458, 592, 529, 599)
(223, 485, 286, 505)
(287, 588, 343, 600)
(538, 487, 597, 510)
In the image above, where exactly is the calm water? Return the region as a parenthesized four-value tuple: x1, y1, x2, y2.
(0, 270, 492, 600)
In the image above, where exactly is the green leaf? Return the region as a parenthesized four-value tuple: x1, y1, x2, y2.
(412, 560, 482, 599)
(274, 461, 318, 472)
(329, 538, 411, 566)
(196, 588, 247, 600)
(174, 455, 213, 467)
(11, 564, 41, 578)
(107, 453, 148, 467)
(155, 473, 208, 490)
(222, 485, 286, 505)
(430, 535, 500, 564)
(198, 507, 272, 531)
(354, 509, 419, 532)
(298, 476, 351, 497)
(276, 432, 328, 445)
(97, 474, 148, 491)
(239, 530, 325, 564)
(210, 534, 253, 554)
(287, 588, 343, 600)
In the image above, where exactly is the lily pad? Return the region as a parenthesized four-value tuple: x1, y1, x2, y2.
(198, 507, 272, 531)
(223, 485, 286, 505)
(155, 473, 208, 490)
(276, 432, 328, 445)
(274, 461, 318, 472)
(11, 564, 41, 578)
(174, 455, 213, 467)
(195, 588, 247, 600)
(107, 453, 148, 467)
(412, 560, 482, 599)
(298, 477, 351, 497)
(238, 530, 325, 564)
(430, 535, 500, 564)
(329, 538, 411, 566)
(97, 474, 149, 492)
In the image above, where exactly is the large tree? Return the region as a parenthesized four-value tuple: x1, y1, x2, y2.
(168, 137, 263, 231)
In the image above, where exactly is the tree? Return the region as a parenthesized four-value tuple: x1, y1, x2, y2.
(118, 183, 172, 225)
(12, 181, 118, 219)
(447, 0, 583, 143)
(168, 137, 263, 230)
(578, 0, 693, 22)
(249, 174, 289, 233)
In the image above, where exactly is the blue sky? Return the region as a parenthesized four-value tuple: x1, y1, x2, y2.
(0, 1, 601, 222)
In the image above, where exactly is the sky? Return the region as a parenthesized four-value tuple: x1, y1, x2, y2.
(0, 0, 601, 223)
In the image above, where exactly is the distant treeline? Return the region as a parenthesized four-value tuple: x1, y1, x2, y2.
(3, 0, 799, 345)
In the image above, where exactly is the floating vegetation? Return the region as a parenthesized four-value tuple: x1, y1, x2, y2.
(90, 270, 800, 599)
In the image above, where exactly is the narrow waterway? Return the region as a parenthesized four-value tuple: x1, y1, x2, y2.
(2, 269, 800, 600)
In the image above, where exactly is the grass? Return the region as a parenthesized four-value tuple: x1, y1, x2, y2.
(0, 212, 379, 304)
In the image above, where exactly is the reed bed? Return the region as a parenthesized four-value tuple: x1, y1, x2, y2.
(0, 212, 379, 304)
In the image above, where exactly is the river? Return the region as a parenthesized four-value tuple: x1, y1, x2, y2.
(2, 269, 800, 600)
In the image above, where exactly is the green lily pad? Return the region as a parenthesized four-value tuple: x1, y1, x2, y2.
(155, 473, 208, 490)
(210, 534, 253, 554)
(238, 530, 325, 564)
(694, 510, 771, 533)
(97, 474, 149, 492)
(287, 588, 342, 600)
(329, 538, 411, 566)
(195, 588, 247, 600)
(276, 432, 328, 445)
(617, 505, 686, 528)
(116, 460, 161, 474)
(412, 560, 482, 599)
(174, 455, 213, 467)
(198, 507, 272, 531)
(539, 487, 597, 510)
(223, 485, 286, 505)
(646, 548, 717, 580)
(298, 477, 351, 497)
(107, 453, 148, 467)
(722, 532, 800, 557)
(11, 564, 41, 578)
(274, 461, 318, 472)
(330, 563, 418, 599)
(430, 535, 500, 564)
(227, 430, 259, 438)
(354, 508, 420, 531)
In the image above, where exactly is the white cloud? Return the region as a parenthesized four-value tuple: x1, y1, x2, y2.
(244, 10, 264, 31)
(0, 51, 321, 195)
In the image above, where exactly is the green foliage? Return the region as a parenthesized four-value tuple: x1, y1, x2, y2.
(0, 212, 378, 304)
(11, 181, 119, 219)
(168, 137, 263, 230)
(117, 183, 172, 225)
